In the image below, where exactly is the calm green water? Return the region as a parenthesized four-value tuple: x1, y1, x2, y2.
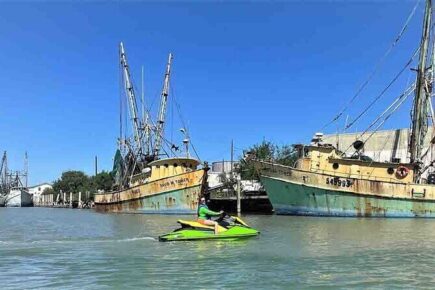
(1, 208, 435, 289)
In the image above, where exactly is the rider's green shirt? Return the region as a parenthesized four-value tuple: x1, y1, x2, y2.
(197, 205, 220, 220)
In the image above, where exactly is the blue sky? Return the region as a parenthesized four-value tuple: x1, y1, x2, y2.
(0, 1, 424, 184)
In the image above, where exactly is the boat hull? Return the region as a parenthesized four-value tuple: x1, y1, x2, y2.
(94, 169, 207, 214)
(252, 159, 435, 218)
(159, 227, 259, 242)
(261, 176, 435, 217)
(5, 189, 34, 207)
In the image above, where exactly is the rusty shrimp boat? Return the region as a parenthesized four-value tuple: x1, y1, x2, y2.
(94, 43, 208, 214)
(252, 0, 435, 217)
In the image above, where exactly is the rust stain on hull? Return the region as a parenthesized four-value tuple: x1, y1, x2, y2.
(94, 169, 207, 214)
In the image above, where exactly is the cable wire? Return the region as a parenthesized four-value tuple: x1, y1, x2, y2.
(321, 0, 421, 130)
(345, 46, 420, 130)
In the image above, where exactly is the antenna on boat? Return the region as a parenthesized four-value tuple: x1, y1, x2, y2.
(24, 152, 28, 188)
(180, 128, 190, 158)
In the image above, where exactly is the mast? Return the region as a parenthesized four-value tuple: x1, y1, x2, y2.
(24, 151, 28, 188)
(0, 152, 7, 192)
(409, 0, 432, 175)
(141, 66, 152, 156)
(153, 53, 173, 157)
(119, 42, 144, 156)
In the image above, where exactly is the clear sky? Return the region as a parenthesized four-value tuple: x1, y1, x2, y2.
(0, 1, 425, 185)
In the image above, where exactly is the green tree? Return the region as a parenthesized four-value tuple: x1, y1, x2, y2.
(41, 187, 55, 196)
(90, 171, 114, 192)
(239, 140, 276, 180)
(276, 144, 298, 166)
(239, 141, 298, 180)
(52, 170, 91, 194)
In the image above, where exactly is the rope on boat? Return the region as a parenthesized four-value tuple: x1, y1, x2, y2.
(345, 46, 420, 130)
(342, 82, 416, 155)
(321, 0, 421, 130)
(170, 85, 202, 162)
(363, 83, 416, 134)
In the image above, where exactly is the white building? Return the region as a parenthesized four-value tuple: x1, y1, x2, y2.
(323, 127, 435, 164)
(28, 183, 53, 205)
(323, 127, 435, 180)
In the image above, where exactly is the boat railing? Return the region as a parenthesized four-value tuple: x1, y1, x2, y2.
(311, 168, 404, 183)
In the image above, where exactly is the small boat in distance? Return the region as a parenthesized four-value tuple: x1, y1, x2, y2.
(94, 43, 208, 214)
(0, 151, 33, 207)
(5, 188, 33, 207)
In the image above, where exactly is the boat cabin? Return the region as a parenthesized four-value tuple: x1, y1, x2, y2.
(294, 144, 414, 183)
(129, 157, 201, 186)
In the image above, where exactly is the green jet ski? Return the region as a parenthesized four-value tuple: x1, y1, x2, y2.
(159, 213, 259, 242)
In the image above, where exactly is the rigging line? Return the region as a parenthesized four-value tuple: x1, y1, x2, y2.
(152, 126, 177, 157)
(170, 83, 202, 161)
(170, 85, 188, 131)
(345, 46, 420, 130)
(161, 135, 180, 158)
(363, 90, 412, 144)
(171, 88, 174, 145)
(367, 133, 394, 179)
(189, 141, 201, 162)
(359, 83, 415, 139)
(321, 0, 421, 130)
(160, 143, 171, 158)
(342, 86, 415, 155)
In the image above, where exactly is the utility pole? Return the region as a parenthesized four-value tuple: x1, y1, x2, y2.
(95, 155, 98, 176)
(231, 140, 241, 215)
(237, 174, 241, 216)
(230, 140, 234, 173)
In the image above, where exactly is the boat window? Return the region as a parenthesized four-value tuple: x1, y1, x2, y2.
(333, 163, 339, 170)
(164, 164, 169, 168)
(156, 165, 160, 169)
(174, 163, 178, 167)
(387, 167, 394, 175)
(304, 148, 310, 157)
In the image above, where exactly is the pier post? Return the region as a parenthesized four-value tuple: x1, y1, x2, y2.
(69, 192, 72, 208)
(78, 191, 82, 208)
(63, 191, 66, 206)
(237, 176, 241, 216)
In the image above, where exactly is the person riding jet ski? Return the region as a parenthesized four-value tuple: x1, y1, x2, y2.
(197, 197, 223, 234)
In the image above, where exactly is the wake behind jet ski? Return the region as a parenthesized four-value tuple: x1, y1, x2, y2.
(158, 212, 260, 242)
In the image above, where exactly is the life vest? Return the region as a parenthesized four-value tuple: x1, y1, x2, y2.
(197, 204, 208, 217)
